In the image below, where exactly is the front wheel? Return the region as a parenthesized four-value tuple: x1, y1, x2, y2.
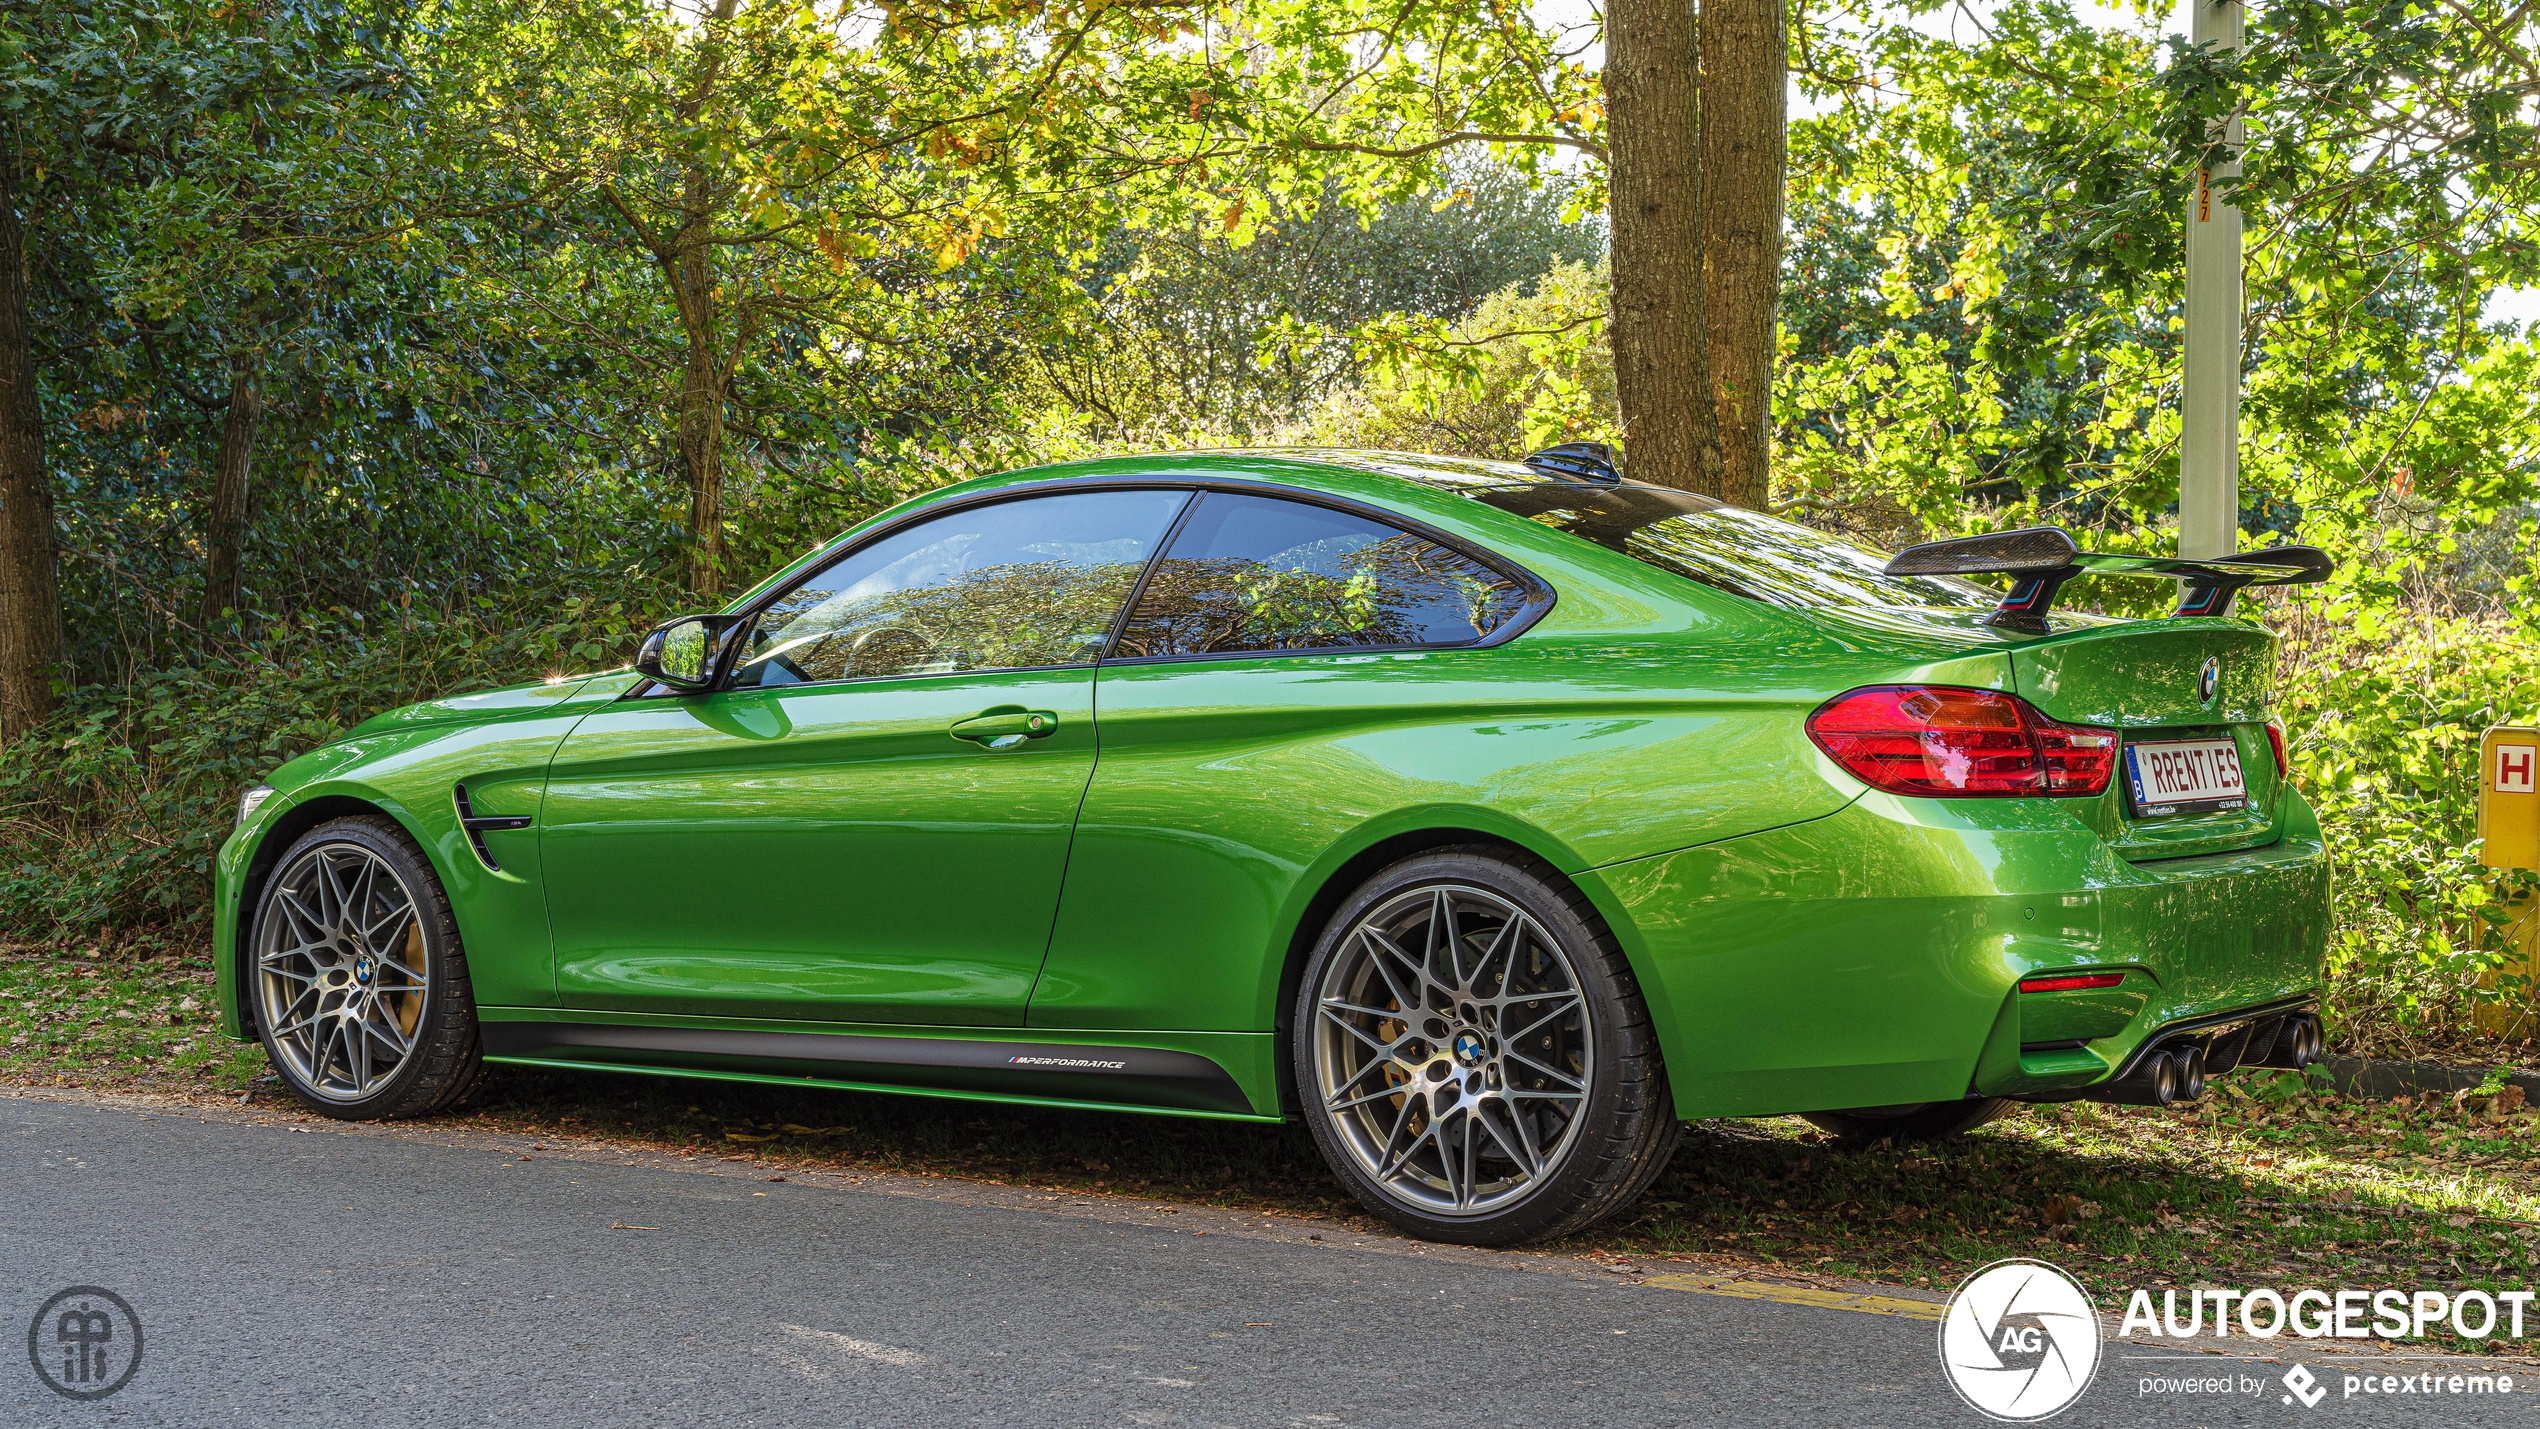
(249, 816, 486, 1119)
(1294, 848, 1678, 1246)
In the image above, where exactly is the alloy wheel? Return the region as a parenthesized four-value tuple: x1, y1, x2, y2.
(256, 842, 431, 1102)
(1309, 883, 1594, 1216)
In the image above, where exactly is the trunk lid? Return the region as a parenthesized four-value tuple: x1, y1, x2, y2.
(2008, 619, 2284, 860)
(2010, 620, 2278, 729)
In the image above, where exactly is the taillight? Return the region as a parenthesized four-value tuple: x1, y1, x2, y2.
(2019, 972, 2127, 993)
(2265, 721, 2288, 779)
(1806, 686, 2116, 798)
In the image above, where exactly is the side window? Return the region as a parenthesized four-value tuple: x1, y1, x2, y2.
(732, 489, 1189, 687)
(1112, 492, 1532, 660)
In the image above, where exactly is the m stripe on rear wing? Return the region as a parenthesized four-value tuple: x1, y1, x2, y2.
(1883, 527, 2333, 632)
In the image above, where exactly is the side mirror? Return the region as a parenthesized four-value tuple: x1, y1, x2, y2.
(635, 615, 726, 692)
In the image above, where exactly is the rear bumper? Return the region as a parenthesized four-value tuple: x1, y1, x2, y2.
(1580, 784, 2331, 1119)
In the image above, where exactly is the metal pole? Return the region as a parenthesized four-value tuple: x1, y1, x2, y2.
(2179, 0, 2244, 561)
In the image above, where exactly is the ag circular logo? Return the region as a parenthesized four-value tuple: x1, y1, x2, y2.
(1939, 1259, 2099, 1421)
(26, 1286, 143, 1401)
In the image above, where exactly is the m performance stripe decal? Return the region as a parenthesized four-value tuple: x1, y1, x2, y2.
(479, 1022, 1255, 1116)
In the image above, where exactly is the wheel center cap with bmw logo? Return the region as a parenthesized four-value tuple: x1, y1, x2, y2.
(1451, 1030, 1486, 1067)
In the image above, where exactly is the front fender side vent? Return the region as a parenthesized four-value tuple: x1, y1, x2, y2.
(452, 784, 534, 872)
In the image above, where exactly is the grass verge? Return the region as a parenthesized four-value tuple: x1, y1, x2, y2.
(7, 945, 2534, 1352)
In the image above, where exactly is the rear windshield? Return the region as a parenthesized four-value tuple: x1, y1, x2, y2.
(1470, 482, 1996, 611)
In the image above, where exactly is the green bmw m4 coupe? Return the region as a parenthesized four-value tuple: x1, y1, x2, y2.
(215, 447, 2332, 1244)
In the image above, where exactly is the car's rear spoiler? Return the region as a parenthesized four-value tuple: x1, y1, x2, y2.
(1883, 527, 2333, 632)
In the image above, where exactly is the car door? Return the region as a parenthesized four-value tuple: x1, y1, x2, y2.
(539, 486, 1192, 1026)
(1029, 490, 1543, 1033)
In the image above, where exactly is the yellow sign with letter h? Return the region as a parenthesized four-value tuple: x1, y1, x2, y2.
(2475, 727, 2540, 1035)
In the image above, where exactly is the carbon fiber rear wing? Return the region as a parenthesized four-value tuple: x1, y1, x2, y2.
(1883, 527, 2333, 632)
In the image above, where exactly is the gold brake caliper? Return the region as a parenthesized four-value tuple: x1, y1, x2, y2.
(394, 921, 426, 1038)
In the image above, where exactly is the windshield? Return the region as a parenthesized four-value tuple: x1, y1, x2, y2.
(1468, 481, 1997, 611)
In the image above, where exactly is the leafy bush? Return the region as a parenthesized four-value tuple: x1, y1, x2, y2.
(0, 586, 673, 939)
(1298, 258, 1614, 458)
(2276, 603, 2540, 1055)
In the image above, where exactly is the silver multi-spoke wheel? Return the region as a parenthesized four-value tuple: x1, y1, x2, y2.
(1311, 883, 1594, 1218)
(256, 841, 430, 1102)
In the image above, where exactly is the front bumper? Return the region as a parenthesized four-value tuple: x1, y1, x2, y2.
(1581, 784, 2331, 1120)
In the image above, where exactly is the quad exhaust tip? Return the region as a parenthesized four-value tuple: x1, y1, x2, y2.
(2093, 1049, 2184, 1107)
(2076, 1011, 2318, 1108)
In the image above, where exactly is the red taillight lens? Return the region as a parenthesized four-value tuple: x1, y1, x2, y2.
(1806, 686, 2116, 798)
(2018, 972, 2127, 993)
(2265, 721, 2288, 779)
(2031, 720, 2119, 795)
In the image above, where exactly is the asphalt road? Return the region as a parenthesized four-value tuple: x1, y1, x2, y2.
(0, 1093, 2526, 1427)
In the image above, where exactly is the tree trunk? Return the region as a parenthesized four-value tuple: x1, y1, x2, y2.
(1698, 0, 1787, 511)
(672, 188, 724, 597)
(202, 352, 261, 624)
(0, 143, 62, 741)
(1604, 0, 1718, 495)
(676, 320, 724, 596)
(670, 0, 739, 598)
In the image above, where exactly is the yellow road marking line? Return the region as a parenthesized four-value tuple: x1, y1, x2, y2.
(1642, 1272, 1946, 1321)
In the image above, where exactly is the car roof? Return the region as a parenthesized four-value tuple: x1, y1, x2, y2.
(980, 447, 1735, 523)
(730, 449, 1566, 611)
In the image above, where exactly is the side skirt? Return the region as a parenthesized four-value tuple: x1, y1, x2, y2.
(478, 1020, 1270, 1120)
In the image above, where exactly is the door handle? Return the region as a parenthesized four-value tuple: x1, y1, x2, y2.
(949, 709, 1058, 750)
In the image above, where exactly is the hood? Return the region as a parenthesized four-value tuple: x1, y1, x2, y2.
(338, 670, 641, 741)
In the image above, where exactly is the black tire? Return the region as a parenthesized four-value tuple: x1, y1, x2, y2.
(1803, 1098, 2016, 1143)
(1293, 847, 1677, 1246)
(247, 815, 484, 1120)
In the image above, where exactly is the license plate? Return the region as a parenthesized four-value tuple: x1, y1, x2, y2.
(2124, 737, 2248, 817)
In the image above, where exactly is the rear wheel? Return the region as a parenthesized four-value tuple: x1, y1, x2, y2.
(1803, 1098, 2015, 1143)
(1294, 848, 1677, 1246)
(250, 816, 485, 1119)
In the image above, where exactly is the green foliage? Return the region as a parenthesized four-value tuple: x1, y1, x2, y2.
(0, 580, 676, 936)
(1300, 258, 1613, 456)
(1775, 0, 2540, 586)
(1021, 166, 1603, 444)
(2276, 607, 2540, 1052)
